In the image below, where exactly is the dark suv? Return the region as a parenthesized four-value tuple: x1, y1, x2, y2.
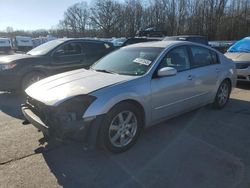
(0, 38, 114, 91)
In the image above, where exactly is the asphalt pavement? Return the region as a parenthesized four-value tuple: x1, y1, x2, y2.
(0, 83, 249, 188)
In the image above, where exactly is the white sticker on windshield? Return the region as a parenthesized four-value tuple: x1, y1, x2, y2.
(133, 58, 152, 66)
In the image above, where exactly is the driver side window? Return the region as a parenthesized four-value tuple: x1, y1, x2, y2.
(160, 46, 190, 72)
(55, 42, 82, 56)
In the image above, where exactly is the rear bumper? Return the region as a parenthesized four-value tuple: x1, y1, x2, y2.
(22, 105, 105, 148)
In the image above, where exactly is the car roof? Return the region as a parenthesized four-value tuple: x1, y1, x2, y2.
(55, 38, 110, 43)
(166, 35, 206, 38)
(123, 40, 219, 53)
(123, 40, 192, 48)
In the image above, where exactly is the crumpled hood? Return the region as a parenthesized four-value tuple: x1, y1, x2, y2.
(225, 52, 250, 62)
(0, 54, 33, 64)
(25, 69, 134, 106)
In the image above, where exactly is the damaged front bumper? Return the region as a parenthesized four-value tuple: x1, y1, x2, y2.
(21, 101, 105, 149)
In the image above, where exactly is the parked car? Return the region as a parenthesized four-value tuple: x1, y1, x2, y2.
(136, 27, 166, 37)
(164, 35, 209, 45)
(111, 38, 127, 47)
(14, 36, 33, 52)
(32, 35, 57, 48)
(0, 38, 114, 91)
(0, 38, 12, 54)
(224, 37, 250, 82)
(22, 41, 236, 153)
(122, 37, 162, 47)
(209, 41, 235, 53)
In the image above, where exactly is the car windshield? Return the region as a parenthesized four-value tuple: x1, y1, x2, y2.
(27, 40, 65, 55)
(227, 38, 250, 53)
(91, 47, 163, 76)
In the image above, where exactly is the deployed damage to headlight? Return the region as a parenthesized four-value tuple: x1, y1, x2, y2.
(26, 95, 96, 122)
(54, 95, 97, 121)
(24, 94, 96, 137)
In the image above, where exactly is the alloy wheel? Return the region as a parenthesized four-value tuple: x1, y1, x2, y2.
(217, 82, 229, 106)
(108, 111, 138, 148)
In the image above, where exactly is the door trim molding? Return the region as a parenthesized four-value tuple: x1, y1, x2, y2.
(155, 92, 209, 110)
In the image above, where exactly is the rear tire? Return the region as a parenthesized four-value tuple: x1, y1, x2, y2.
(213, 80, 231, 109)
(98, 102, 143, 153)
(22, 72, 45, 91)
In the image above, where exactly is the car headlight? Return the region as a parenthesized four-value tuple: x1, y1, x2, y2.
(0, 63, 17, 71)
(55, 95, 96, 121)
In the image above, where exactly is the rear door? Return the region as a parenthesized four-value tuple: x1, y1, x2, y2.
(81, 42, 113, 67)
(188, 45, 222, 103)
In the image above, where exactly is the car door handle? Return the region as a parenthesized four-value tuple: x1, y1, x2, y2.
(187, 75, 193, 80)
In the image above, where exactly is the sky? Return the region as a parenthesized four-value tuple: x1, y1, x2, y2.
(0, 0, 91, 31)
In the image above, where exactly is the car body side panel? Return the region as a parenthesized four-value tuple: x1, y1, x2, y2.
(188, 64, 221, 103)
(83, 76, 153, 127)
(215, 54, 237, 92)
(150, 70, 197, 123)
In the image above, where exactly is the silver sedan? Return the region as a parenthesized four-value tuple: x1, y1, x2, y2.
(22, 41, 236, 153)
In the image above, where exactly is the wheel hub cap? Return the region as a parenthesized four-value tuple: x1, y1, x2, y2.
(218, 83, 229, 105)
(109, 111, 138, 147)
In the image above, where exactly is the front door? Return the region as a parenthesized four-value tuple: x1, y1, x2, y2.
(51, 42, 86, 74)
(151, 46, 196, 123)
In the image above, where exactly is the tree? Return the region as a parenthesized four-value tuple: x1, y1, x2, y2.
(59, 2, 89, 37)
(1, 0, 250, 40)
(90, 0, 123, 37)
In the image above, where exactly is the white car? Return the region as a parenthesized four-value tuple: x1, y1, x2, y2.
(0, 38, 12, 53)
(225, 37, 250, 82)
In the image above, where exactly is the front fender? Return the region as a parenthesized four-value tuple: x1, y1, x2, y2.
(83, 78, 151, 126)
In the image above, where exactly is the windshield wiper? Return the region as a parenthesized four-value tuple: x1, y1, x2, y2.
(93, 69, 117, 74)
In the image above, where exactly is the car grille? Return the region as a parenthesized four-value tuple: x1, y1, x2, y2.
(236, 63, 250, 69)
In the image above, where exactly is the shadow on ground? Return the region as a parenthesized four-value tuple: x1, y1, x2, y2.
(0, 92, 25, 119)
(41, 111, 195, 188)
(39, 98, 250, 188)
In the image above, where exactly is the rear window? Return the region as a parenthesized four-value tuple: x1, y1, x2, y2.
(190, 46, 218, 68)
(209, 50, 220, 64)
(82, 42, 110, 54)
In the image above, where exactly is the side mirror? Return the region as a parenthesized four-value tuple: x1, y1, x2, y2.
(157, 67, 177, 77)
(54, 49, 65, 57)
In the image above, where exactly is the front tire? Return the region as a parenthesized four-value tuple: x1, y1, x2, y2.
(98, 102, 143, 153)
(213, 80, 231, 109)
